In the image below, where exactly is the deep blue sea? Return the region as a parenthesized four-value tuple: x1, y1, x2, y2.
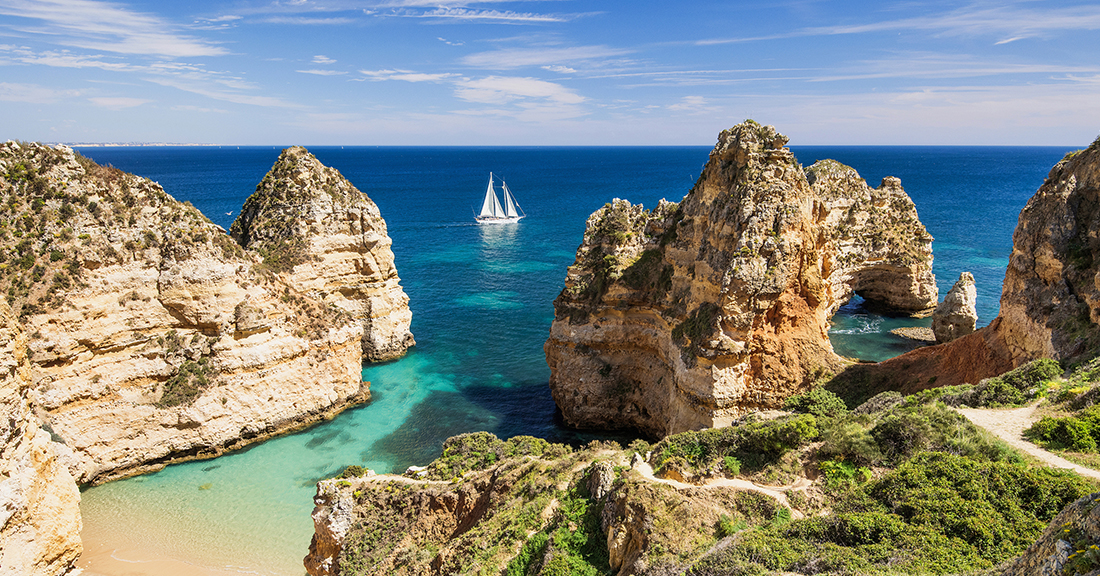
(72, 145, 1074, 574)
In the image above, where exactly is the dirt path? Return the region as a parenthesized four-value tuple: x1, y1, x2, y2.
(955, 405, 1100, 480)
(633, 462, 812, 518)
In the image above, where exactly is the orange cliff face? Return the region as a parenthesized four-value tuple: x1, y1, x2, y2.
(859, 137, 1100, 398)
(544, 121, 938, 437)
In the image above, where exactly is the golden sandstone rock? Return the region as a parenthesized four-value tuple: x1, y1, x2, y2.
(546, 121, 937, 437)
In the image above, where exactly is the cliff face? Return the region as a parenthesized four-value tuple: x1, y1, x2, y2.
(862, 136, 1100, 394)
(545, 121, 936, 437)
(231, 147, 414, 362)
(995, 140, 1100, 364)
(0, 141, 382, 484)
(0, 300, 82, 575)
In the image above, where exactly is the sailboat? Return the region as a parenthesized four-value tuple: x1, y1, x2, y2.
(475, 172, 525, 224)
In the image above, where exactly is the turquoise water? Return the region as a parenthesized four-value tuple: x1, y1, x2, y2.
(74, 145, 1076, 574)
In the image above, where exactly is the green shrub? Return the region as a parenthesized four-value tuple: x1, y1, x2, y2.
(784, 387, 848, 418)
(716, 514, 747, 538)
(723, 456, 741, 476)
(340, 465, 365, 478)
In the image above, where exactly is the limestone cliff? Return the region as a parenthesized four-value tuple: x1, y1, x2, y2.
(931, 272, 977, 343)
(0, 141, 374, 484)
(0, 300, 81, 575)
(231, 147, 413, 362)
(994, 139, 1100, 364)
(545, 121, 936, 437)
(861, 135, 1100, 394)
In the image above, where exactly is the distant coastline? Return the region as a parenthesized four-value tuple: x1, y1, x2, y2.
(61, 142, 221, 147)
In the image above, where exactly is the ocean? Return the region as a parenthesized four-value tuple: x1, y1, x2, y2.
(72, 144, 1074, 575)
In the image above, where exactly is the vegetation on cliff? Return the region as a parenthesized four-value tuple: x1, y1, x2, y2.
(311, 383, 1096, 576)
(545, 121, 939, 438)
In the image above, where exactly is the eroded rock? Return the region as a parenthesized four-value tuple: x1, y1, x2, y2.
(231, 147, 414, 361)
(0, 301, 82, 575)
(545, 121, 937, 437)
(932, 272, 977, 343)
(0, 142, 381, 485)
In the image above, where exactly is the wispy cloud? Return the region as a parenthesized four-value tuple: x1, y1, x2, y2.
(461, 45, 631, 69)
(0, 0, 227, 57)
(389, 7, 573, 24)
(454, 76, 584, 105)
(88, 96, 149, 109)
(0, 81, 80, 102)
(1, 45, 299, 109)
(297, 69, 348, 75)
(667, 95, 710, 112)
(312, 55, 336, 64)
(256, 16, 354, 25)
(360, 69, 460, 82)
(146, 76, 303, 108)
(542, 65, 576, 74)
(697, 3, 1100, 46)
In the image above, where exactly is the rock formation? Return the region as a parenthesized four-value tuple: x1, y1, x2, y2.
(931, 272, 977, 343)
(0, 300, 82, 575)
(1003, 491, 1100, 576)
(545, 121, 937, 437)
(0, 141, 408, 485)
(861, 136, 1100, 393)
(230, 147, 413, 361)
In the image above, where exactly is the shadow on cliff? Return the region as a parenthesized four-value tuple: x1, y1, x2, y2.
(826, 318, 1015, 407)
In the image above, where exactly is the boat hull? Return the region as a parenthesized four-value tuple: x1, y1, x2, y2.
(475, 216, 525, 224)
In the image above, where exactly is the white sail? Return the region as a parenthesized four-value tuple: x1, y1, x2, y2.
(475, 172, 525, 224)
(502, 181, 519, 219)
(478, 173, 505, 218)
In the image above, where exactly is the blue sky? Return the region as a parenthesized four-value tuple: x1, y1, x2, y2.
(1, 0, 1098, 145)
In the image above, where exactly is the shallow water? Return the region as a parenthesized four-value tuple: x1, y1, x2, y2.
(74, 145, 1075, 574)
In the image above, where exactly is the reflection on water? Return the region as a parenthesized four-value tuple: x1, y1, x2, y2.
(478, 221, 519, 246)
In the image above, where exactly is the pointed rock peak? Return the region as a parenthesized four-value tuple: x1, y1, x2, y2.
(932, 272, 978, 344)
(712, 120, 791, 168)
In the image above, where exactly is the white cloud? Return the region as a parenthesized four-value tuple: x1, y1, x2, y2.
(667, 96, 708, 112)
(257, 16, 354, 25)
(454, 76, 584, 105)
(360, 69, 459, 82)
(171, 104, 227, 113)
(542, 65, 576, 74)
(297, 69, 348, 76)
(0, 81, 79, 102)
(0, 0, 227, 57)
(697, 3, 1100, 46)
(88, 96, 149, 109)
(312, 55, 336, 64)
(461, 45, 631, 70)
(391, 8, 572, 23)
(146, 76, 303, 108)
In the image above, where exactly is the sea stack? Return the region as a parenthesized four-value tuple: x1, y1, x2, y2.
(932, 272, 977, 343)
(545, 121, 937, 437)
(231, 146, 414, 362)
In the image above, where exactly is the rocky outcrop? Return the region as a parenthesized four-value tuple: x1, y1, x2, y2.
(545, 121, 937, 437)
(1003, 491, 1100, 576)
(863, 136, 1100, 393)
(0, 300, 82, 575)
(0, 141, 377, 484)
(231, 147, 413, 362)
(993, 141, 1100, 364)
(932, 272, 977, 343)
